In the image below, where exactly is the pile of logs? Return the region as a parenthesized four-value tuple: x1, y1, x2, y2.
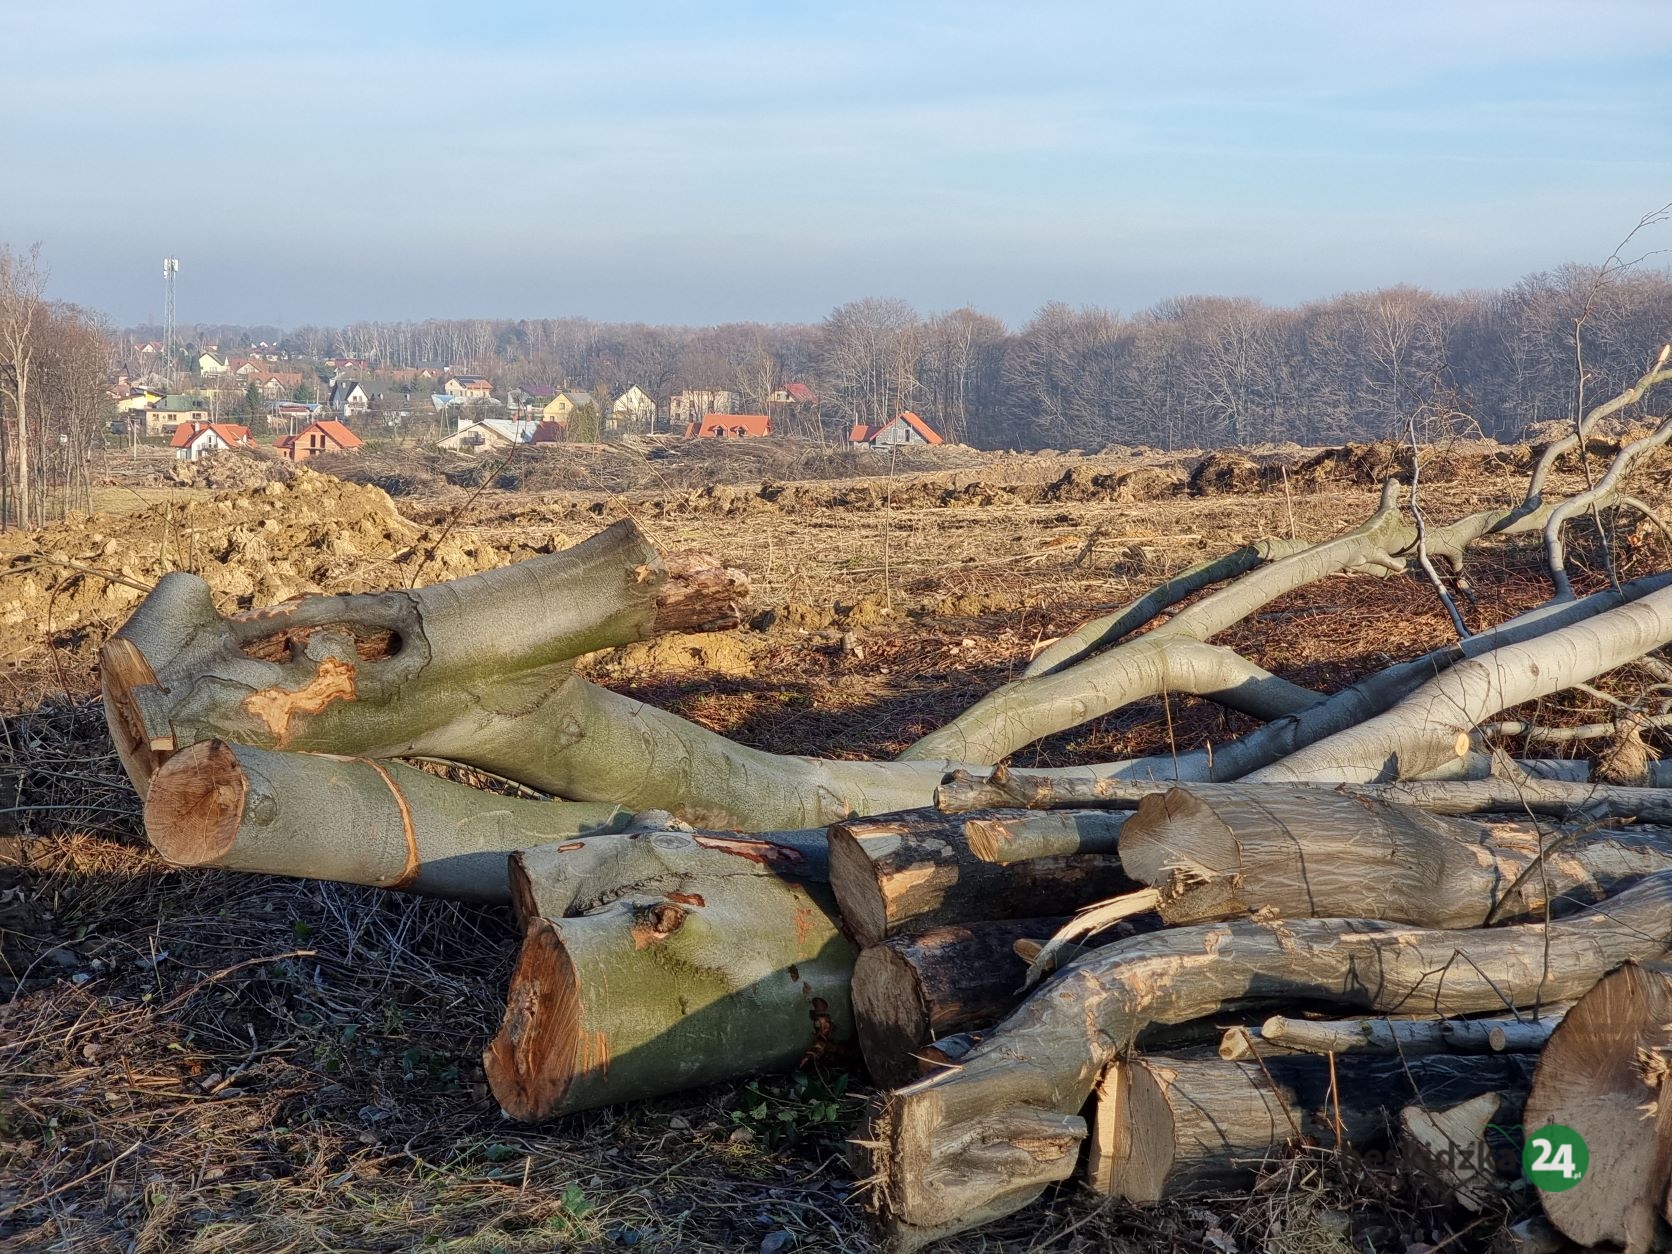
(95, 355, 1672, 1252)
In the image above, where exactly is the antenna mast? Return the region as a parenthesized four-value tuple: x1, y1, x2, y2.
(162, 257, 179, 387)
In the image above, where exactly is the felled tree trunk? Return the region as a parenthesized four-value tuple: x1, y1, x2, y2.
(1248, 579, 1672, 784)
(1088, 1052, 1532, 1202)
(1115, 783, 1672, 927)
(827, 809, 1133, 947)
(862, 872, 1672, 1252)
(142, 739, 632, 900)
(852, 918, 1067, 1087)
(1522, 960, 1672, 1252)
(939, 768, 1672, 823)
(101, 519, 965, 831)
(485, 830, 854, 1119)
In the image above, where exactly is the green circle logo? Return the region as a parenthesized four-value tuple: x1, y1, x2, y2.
(1522, 1124, 1589, 1191)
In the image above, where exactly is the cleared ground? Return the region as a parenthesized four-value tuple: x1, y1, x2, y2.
(2, 439, 1668, 1252)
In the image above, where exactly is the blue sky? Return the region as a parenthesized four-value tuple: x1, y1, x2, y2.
(3, 0, 1668, 328)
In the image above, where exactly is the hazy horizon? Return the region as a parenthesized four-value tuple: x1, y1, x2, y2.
(5, 0, 1669, 328)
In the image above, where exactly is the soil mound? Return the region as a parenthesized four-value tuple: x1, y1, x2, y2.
(1188, 451, 1269, 496)
(0, 470, 523, 665)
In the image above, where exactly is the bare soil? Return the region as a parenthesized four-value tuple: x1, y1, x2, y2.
(2, 439, 1669, 1252)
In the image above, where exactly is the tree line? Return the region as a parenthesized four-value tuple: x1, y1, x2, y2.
(1, 245, 113, 528)
(153, 263, 1672, 450)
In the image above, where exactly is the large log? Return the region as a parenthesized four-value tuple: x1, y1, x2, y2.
(485, 830, 855, 1118)
(862, 872, 1672, 1252)
(1115, 783, 1672, 927)
(852, 919, 1067, 1087)
(827, 809, 1133, 947)
(1522, 960, 1672, 1252)
(143, 738, 631, 900)
(1088, 1052, 1532, 1202)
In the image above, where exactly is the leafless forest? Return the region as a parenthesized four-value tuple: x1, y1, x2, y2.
(164, 264, 1672, 449)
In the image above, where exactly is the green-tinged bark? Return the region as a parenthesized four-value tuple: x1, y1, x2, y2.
(143, 739, 631, 900)
(486, 831, 854, 1118)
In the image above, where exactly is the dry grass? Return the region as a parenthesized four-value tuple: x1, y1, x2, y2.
(3, 449, 1667, 1252)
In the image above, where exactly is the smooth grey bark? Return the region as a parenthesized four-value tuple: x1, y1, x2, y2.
(144, 738, 631, 900)
(862, 872, 1672, 1251)
(1249, 579, 1672, 783)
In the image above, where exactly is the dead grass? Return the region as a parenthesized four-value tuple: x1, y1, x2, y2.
(3, 449, 1666, 1252)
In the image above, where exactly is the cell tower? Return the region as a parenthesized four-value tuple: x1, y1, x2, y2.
(162, 257, 179, 386)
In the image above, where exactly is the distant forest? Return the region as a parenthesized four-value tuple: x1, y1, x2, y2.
(156, 264, 1672, 451)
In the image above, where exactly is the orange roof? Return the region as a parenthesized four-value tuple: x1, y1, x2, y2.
(851, 411, 943, 446)
(896, 411, 942, 444)
(689, 413, 771, 438)
(312, 419, 364, 447)
(171, 421, 252, 448)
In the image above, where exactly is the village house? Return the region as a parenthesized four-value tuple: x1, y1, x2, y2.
(684, 413, 772, 439)
(507, 388, 554, 416)
(255, 371, 304, 399)
(171, 421, 254, 462)
(610, 385, 657, 431)
(437, 418, 563, 453)
(276, 418, 364, 461)
(767, 382, 819, 407)
(541, 389, 595, 423)
(198, 352, 229, 377)
(143, 395, 213, 437)
(849, 410, 944, 450)
(444, 375, 494, 400)
(329, 380, 371, 417)
(668, 389, 741, 426)
(116, 388, 163, 415)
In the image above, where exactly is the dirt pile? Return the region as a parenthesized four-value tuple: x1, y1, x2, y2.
(164, 449, 298, 491)
(1189, 451, 1272, 496)
(0, 470, 534, 665)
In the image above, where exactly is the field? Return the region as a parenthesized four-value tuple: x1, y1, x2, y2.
(3, 437, 1668, 1253)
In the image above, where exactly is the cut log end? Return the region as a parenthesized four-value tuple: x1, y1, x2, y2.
(482, 918, 581, 1122)
(825, 822, 891, 948)
(99, 636, 174, 794)
(1092, 1061, 1177, 1202)
(142, 739, 246, 866)
(651, 555, 750, 634)
(852, 944, 932, 1088)
(1524, 959, 1672, 1251)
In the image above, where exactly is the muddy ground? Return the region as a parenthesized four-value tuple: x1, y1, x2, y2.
(2, 438, 1670, 1253)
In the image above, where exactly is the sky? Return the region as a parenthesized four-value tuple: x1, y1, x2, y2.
(3, 0, 1669, 329)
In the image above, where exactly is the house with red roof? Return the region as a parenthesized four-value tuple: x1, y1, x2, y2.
(684, 413, 772, 439)
(768, 382, 819, 406)
(171, 421, 255, 462)
(849, 410, 943, 450)
(276, 418, 364, 461)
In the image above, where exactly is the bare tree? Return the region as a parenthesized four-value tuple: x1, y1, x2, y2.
(0, 243, 46, 528)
